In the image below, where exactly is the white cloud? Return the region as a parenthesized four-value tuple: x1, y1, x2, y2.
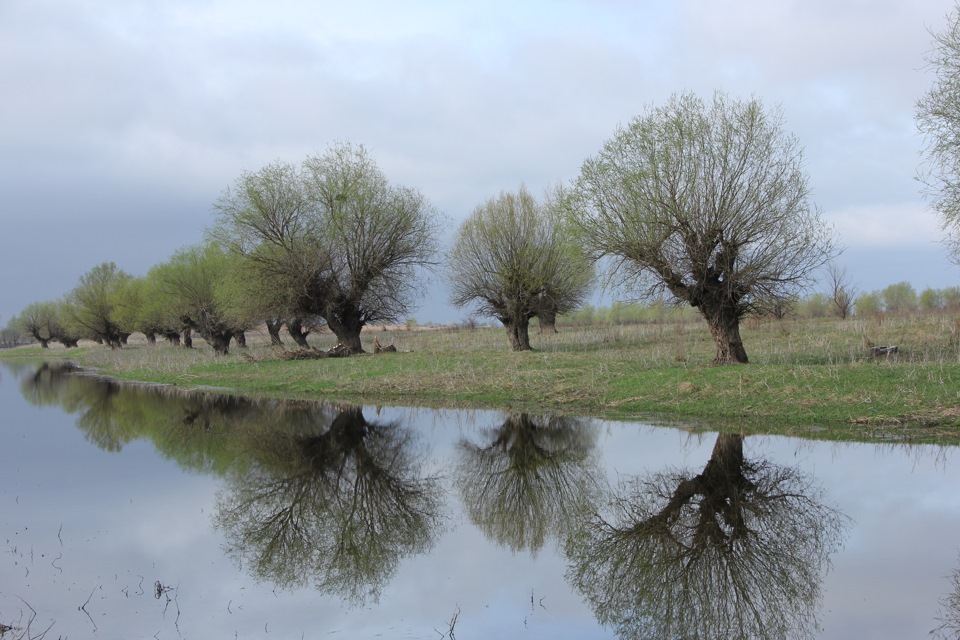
(827, 202, 942, 247)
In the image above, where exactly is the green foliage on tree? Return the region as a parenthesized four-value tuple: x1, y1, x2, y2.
(881, 281, 918, 314)
(854, 292, 883, 317)
(920, 287, 946, 312)
(62, 262, 132, 348)
(1, 315, 26, 348)
(449, 185, 595, 351)
(213, 143, 441, 355)
(570, 91, 837, 364)
(797, 293, 832, 319)
(18, 300, 63, 348)
(149, 244, 248, 355)
(944, 286, 960, 311)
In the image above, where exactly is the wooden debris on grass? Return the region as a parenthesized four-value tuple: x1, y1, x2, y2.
(373, 337, 397, 354)
(869, 345, 899, 359)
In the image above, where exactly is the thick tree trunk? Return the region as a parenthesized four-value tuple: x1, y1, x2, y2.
(182, 327, 193, 349)
(34, 333, 50, 348)
(703, 433, 746, 483)
(538, 308, 558, 334)
(321, 304, 365, 355)
(60, 337, 79, 348)
(703, 311, 748, 364)
(206, 331, 232, 356)
(145, 332, 157, 345)
(645, 433, 750, 539)
(164, 331, 181, 345)
(233, 330, 247, 348)
(265, 318, 284, 346)
(504, 316, 533, 351)
(329, 324, 364, 355)
(287, 318, 311, 349)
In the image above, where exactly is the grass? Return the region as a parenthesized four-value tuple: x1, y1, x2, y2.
(4, 311, 960, 443)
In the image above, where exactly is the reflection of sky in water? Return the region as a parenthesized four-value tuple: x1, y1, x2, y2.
(1, 361, 958, 639)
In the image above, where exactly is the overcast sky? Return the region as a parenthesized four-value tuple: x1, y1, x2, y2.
(1, 0, 958, 324)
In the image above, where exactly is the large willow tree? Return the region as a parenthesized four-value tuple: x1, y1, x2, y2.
(571, 91, 837, 363)
(213, 143, 441, 355)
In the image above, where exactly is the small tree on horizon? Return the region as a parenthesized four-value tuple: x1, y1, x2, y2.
(826, 262, 858, 319)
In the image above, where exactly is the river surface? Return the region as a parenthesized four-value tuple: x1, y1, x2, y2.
(1, 360, 959, 639)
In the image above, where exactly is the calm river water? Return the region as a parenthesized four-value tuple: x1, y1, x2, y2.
(1, 359, 959, 639)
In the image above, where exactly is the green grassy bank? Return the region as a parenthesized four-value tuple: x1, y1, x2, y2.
(4, 312, 960, 442)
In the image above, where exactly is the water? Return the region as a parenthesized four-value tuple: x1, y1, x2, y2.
(1, 360, 959, 639)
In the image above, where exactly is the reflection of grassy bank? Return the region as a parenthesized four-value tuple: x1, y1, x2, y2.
(3, 313, 960, 440)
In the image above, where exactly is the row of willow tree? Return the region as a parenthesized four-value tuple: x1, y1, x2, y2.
(13, 91, 844, 363)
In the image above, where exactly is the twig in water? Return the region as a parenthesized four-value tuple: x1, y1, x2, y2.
(173, 584, 182, 638)
(447, 605, 460, 640)
(78, 584, 98, 632)
(8, 598, 56, 640)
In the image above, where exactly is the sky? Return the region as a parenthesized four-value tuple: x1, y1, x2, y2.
(1, 0, 958, 325)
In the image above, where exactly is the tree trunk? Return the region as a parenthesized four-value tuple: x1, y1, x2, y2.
(538, 308, 558, 334)
(233, 330, 247, 348)
(164, 331, 181, 345)
(703, 310, 748, 364)
(182, 327, 193, 349)
(35, 334, 50, 348)
(287, 318, 311, 349)
(327, 316, 365, 355)
(702, 433, 746, 483)
(265, 318, 284, 346)
(504, 316, 533, 351)
(207, 331, 232, 356)
(145, 332, 157, 345)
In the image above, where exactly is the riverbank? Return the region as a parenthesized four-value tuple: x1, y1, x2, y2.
(4, 312, 960, 442)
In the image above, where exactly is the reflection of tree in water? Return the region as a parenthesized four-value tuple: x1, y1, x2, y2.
(933, 555, 960, 639)
(566, 433, 846, 640)
(215, 405, 442, 605)
(19, 362, 256, 468)
(17, 363, 441, 603)
(455, 413, 600, 555)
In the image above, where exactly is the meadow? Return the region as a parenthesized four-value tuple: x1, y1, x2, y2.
(5, 310, 960, 443)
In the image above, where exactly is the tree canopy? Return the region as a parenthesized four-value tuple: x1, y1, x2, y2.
(566, 434, 846, 640)
(148, 243, 249, 355)
(917, 4, 960, 262)
(63, 262, 132, 348)
(449, 185, 595, 351)
(213, 143, 441, 354)
(570, 91, 836, 363)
